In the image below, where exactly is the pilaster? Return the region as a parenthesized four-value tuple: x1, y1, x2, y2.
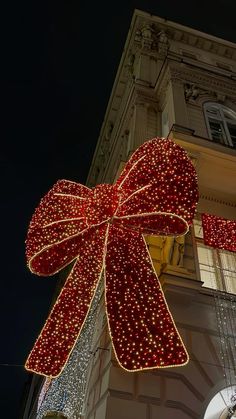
(132, 99, 148, 149)
(171, 79, 189, 127)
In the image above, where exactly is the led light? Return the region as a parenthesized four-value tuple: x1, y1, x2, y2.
(37, 284, 102, 418)
(202, 213, 236, 252)
(25, 138, 198, 378)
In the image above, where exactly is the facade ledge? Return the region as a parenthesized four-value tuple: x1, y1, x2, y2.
(169, 125, 236, 158)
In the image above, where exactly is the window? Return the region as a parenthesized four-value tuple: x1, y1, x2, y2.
(193, 219, 236, 294)
(204, 103, 236, 148)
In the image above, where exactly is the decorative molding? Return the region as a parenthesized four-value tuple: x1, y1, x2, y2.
(216, 93, 226, 103)
(184, 83, 228, 106)
(134, 15, 236, 61)
(170, 65, 236, 98)
(199, 193, 236, 207)
(184, 83, 200, 101)
(109, 389, 133, 401)
(137, 395, 161, 405)
(134, 21, 169, 57)
(125, 51, 136, 78)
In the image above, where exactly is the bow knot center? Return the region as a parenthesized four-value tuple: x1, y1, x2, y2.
(85, 184, 119, 227)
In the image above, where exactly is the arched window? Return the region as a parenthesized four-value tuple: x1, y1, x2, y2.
(204, 103, 236, 148)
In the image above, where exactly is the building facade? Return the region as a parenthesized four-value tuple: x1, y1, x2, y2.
(23, 9, 236, 419)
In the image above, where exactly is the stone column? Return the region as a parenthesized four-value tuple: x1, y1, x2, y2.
(131, 99, 148, 149)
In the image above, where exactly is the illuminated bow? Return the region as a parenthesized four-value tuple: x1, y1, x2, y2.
(25, 138, 198, 377)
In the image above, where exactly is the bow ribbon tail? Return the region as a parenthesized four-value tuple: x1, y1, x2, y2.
(105, 224, 189, 371)
(25, 224, 108, 377)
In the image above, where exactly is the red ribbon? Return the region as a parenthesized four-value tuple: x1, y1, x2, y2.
(25, 138, 198, 377)
(202, 213, 236, 252)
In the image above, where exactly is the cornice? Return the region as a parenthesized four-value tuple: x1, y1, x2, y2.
(199, 193, 236, 208)
(133, 12, 236, 61)
(169, 63, 236, 97)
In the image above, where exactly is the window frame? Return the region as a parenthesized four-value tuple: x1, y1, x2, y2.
(193, 217, 236, 295)
(204, 102, 236, 148)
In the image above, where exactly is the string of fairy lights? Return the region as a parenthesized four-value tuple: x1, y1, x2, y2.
(201, 214, 236, 415)
(37, 282, 102, 418)
(214, 283, 236, 411)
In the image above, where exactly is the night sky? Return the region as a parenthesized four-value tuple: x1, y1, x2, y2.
(2, 1, 236, 417)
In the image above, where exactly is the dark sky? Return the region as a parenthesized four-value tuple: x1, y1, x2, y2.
(2, 1, 236, 418)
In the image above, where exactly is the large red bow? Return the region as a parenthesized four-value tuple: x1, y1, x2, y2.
(25, 138, 198, 377)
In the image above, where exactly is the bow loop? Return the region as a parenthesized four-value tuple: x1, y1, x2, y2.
(114, 138, 198, 236)
(26, 180, 91, 276)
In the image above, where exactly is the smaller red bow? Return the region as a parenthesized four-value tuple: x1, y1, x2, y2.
(25, 138, 198, 377)
(202, 213, 236, 252)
